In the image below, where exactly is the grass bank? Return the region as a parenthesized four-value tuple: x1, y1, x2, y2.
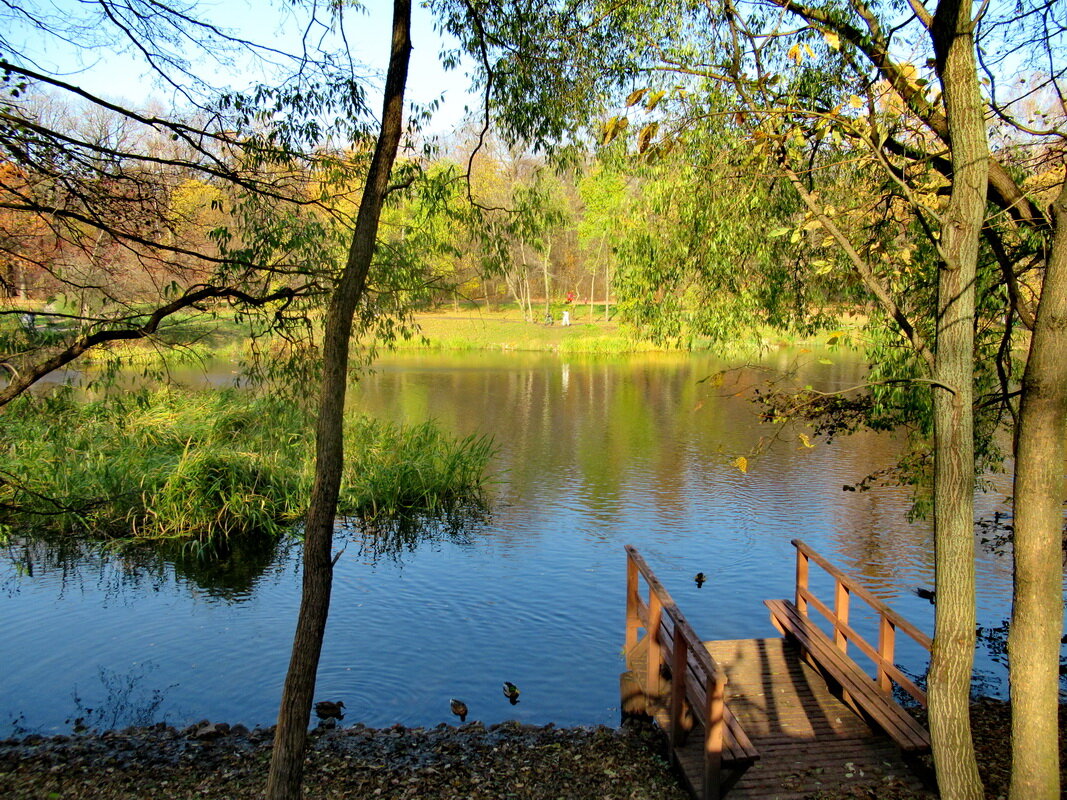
(0, 388, 493, 550)
(388, 308, 842, 357)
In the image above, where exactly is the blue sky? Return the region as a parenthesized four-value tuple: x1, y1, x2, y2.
(17, 0, 475, 133)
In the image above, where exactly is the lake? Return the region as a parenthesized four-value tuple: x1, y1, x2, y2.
(0, 349, 1039, 736)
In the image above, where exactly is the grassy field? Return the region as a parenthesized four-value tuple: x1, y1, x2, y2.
(387, 306, 827, 357)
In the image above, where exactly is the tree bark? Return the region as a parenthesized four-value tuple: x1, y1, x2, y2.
(1008, 176, 1067, 800)
(264, 3, 411, 799)
(927, 2, 987, 798)
(542, 238, 552, 320)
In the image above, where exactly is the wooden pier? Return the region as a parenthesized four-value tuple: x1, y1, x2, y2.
(621, 541, 934, 800)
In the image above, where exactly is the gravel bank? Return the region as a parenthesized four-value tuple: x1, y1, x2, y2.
(0, 700, 1060, 799)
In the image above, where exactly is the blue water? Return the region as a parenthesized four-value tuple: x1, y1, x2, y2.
(0, 350, 1050, 737)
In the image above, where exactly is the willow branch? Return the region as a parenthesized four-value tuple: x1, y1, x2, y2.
(782, 165, 935, 371)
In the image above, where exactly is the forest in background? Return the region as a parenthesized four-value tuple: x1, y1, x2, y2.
(0, 1, 1064, 799)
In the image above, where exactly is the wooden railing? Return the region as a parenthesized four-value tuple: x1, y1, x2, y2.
(625, 545, 729, 800)
(791, 538, 930, 706)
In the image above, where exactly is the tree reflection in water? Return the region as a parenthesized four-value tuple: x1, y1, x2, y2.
(341, 502, 490, 563)
(68, 663, 176, 733)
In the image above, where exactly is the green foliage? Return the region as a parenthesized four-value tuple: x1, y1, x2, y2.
(602, 111, 842, 347)
(0, 388, 493, 550)
(339, 418, 495, 518)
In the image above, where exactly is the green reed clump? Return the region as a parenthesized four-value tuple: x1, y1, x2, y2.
(0, 387, 493, 549)
(339, 418, 495, 518)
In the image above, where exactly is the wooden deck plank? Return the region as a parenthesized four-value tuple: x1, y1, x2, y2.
(696, 638, 932, 800)
(624, 636, 756, 765)
(625, 637, 932, 800)
(765, 599, 931, 752)
(623, 545, 933, 800)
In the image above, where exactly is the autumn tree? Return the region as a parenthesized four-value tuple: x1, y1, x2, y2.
(0, 1, 378, 404)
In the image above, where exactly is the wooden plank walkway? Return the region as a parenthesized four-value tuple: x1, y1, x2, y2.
(622, 542, 935, 800)
(701, 638, 930, 800)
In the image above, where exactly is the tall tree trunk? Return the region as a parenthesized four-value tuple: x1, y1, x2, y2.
(1008, 176, 1067, 800)
(927, 2, 987, 798)
(519, 238, 533, 321)
(264, 4, 411, 799)
(542, 239, 553, 319)
(588, 265, 596, 322)
(604, 261, 611, 322)
(502, 268, 523, 312)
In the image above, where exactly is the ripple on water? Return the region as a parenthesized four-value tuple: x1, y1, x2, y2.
(1, 352, 1040, 736)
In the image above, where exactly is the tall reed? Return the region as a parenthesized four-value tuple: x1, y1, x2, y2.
(0, 387, 493, 551)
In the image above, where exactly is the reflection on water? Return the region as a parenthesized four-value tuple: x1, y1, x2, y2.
(342, 504, 490, 563)
(67, 663, 175, 733)
(1, 534, 296, 603)
(0, 350, 1058, 737)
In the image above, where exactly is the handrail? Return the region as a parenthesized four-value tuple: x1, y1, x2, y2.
(626, 545, 726, 683)
(625, 544, 728, 800)
(791, 539, 929, 706)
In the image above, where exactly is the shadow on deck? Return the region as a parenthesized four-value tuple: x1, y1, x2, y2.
(622, 542, 936, 800)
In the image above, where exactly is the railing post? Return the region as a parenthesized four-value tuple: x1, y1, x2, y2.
(703, 675, 725, 800)
(669, 624, 688, 750)
(625, 553, 639, 655)
(795, 545, 809, 615)
(833, 578, 850, 653)
(647, 591, 664, 700)
(878, 615, 896, 693)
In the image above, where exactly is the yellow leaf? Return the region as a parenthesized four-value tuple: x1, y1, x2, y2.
(849, 94, 865, 108)
(625, 88, 648, 107)
(788, 44, 802, 64)
(823, 30, 840, 50)
(799, 433, 815, 448)
(803, 44, 815, 59)
(601, 116, 629, 145)
(637, 122, 659, 154)
(645, 90, 667, 110)
(733, 456, 748, 474)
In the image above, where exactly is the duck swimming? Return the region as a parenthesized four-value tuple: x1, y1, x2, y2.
(694, 572, 707, 588)
(450, 698, 468, 722)
(502, 681, 520, 704)
(314, 700, 345, 720)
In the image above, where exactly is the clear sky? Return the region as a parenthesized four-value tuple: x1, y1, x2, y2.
(16, 0, 476, 134)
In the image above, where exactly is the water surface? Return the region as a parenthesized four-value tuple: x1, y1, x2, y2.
(0, 350, 1043, 736)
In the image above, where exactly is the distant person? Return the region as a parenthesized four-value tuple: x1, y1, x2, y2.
(565, 291, 575, 304)
(561, 310, 571, 326)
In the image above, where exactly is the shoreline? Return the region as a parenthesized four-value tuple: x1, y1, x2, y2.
(0, 718, 688, 800)
(1, 699, 1059, 799)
